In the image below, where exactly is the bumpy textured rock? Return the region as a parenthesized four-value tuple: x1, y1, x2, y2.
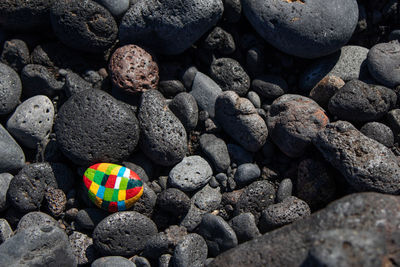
(169, 92, 199, 131)
(0, 219, 13, 244)
(0, 173, 13, 212)
(55, 89, 139, 166)
(93, 211, 158, 256)
(172, 233, 208, 267)
(21, 64, 64, 97)
(64, 71, 93, 97)
(251, 75, 288, 99)
(210, 58, 250, 96)
(139, 90, 187, 166)
(309, 75, 345, 109)
(367, 41, 400, 88)
(210, 193, 400, 266)
(314, 121, 400, 194)
(328, 80, 396, 122)
(0, 62, 22, 115)
(360, 122, 394, 148)
(204, 27, 236, 55)
(156, 188, 191, 218)
(119, 0, 224, 55)
(215, 91, 268, 152)
(16, 211, 59, 233)
(229, 213, 260, 243)
(168, 156, 213, 192)
(242, 0, 358, 58)
(0, 39, 30, 72)
(0, 225, 76, 267)
(6, 95, 54, 149)
(44, 188, 67, 217)
(69, 231, 97, 266)
(200, 134, 230, 173)
(267, 94, 329, 158)
(0, 124, 25, 173)
(0, 0, 55, 30)
(109, 45, 159, 94)
(50, 0, 118, 53)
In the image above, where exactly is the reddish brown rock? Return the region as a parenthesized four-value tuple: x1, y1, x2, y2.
(309, 75, 345, 109)
(44, 188, 67, 218)
(109, 44, 159, 94)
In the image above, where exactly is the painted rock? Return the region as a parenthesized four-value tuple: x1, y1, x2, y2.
(83, 163, 143, 212)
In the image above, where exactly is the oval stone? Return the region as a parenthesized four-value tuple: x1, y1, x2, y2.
(83, 163, 143, 212)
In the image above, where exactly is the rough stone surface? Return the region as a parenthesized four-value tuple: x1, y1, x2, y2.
(50, 0, 118, 53)
(203, 27, 236, 55)
(0, 219, 13, 244)
(367, 41, 400, 88)
(0, 124, 25, 173)
(314, 121, 400, 194)
(172, 233, 208, 267)
(7, 95, 54, 149)
(309, 75, 345, 109)
(63, 71, 93, 97)
(55, 89, 140, 166)
(0, 39, 30, 72)
(0, 173, 13, 212)
(169, 92, 199, 131)
(0, 62, 22, 115)
(251, 75, 288, 99)
(215, 91, 268, 152)
(168, 156, 213, 192)
(139, 90, 187, 166)
(200, 134, 230, 173)
(119, 0, 224, 55)
(0, 225, 76, 267)
(21, 64, 65, 97)
(109, 44, 159, 94)
(267, 94, 329, 158)
(16, 211, 59, 233)
(242, 0, 358, 58)
(360, 122, 394, 147)
(229, 213, 260, 243)
(69, 231, 97, 266)
(328, 79, 396, 122)
(44, 187, 67, 217)
(157, 188, 191, 218)
(93, 211, 158, 256)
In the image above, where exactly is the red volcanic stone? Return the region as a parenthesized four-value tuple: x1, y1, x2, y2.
(109, 44, 159, 94)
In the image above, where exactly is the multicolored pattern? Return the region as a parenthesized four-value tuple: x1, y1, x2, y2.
(83, 163, 143, 212)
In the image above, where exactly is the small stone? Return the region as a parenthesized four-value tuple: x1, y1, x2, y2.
(83, 163, 143, 212)
(44, 188, 66, 217)
(63, 71, 93, 97)
(159, 80, 186, 97)
(76, 208, 108, 231)
(367, 41, 400, 88)
(267, 94, 329, 158)
(69, 231, 98, 265)
(169, 156, 213, 192)
(94, 0, 130, 17)
(0, 219, 13, 244)
(258, 196, 311, 232)
(181, 66, 198, 90)
(216, 91, 268, 152)
(159, 254, 172, 267)
(198, 213, 238, 257)
(251, 75, 288, 99)
(169, 92, 199, 131)
(130, 256, 151, 267)
(93, 211, 158, 256)
(190, 72, 223, 118)
(204, 27, 236, 55)
(229, 213, 260, 243)
(200, 134, 230, 173)
(0, 39, 29, 72)
(210, 58, 250, 96)
(109, 44, 159, 94)
(0, 62, 22, 115)
(360, 122, 394, 148)
(192, 185, 222, 212)
(157, 188, 191, 218)
(129, 183, 157, 218)
(227, 144, 253, 165)
(246, 91, 261, 108)
(21, 64, 65, 96)
(92, 256, 136, 267)
(16, 211, 59, 233)
(276, 178, 293, 203)
(233, 163, 261, 187)
(180, 204, 205, 231)
(309, 75, 345, 109)
(0, 173, 13, 212)
(6, 95, 54, 149)
(172, 233, 208, 267)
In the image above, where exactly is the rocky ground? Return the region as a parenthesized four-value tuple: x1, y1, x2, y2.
(0, 0, 399, 266)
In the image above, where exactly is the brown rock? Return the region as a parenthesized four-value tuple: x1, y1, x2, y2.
(109, 44, 159, 94)
(309, 75, 345, 109)
(44, 188, 67, 217)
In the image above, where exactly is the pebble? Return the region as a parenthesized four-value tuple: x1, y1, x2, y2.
(328, 79, 396, 122)
(159, 254, 172, 267)
(229, 213, 260, 243)
(242, 0, 358, 58)
(63, 71, 93, 97)
(197, 213, 238, 257)
(258, 196, 311, 232)
(119, 0, 224, 55)
(0, 219, 12, 244)
(0, 173, 13, 212)
(21, 64, 65, 96)
(0, 62, 22, 115)
(227, 144, 253, 165)
(181, 66, 199, 90)
(179, 205, 205, 231)
(139, 90, 187, 166)
(83, 163, 143, 212)
(158, 80, 186, 97)
(69, 231, 98, 265)
(300, 45, 370, 90)
(190, 71, 223, 118)
(76, 208, 109, 231)
(215, 91, 268, 152)
(93, 211, 158, 256)
(246, 91, 261, 108)
(6, 95, 54, 149)
(0, 39, 30, 72)
(55, 89, 140, 165)
(92, 256, 136, 267)
(233, 163, 260, 187)
(276, 178, 293, 203)
(200, 134, 230, 173)
(156, 188, 191, 218)
(309, 75, 345, 109)
(172, 233, 208, 267)
(16, 211, 59, 233)
(389, 30, 400, 42)
(314, 121, 400, 194)
(0, 225, 76, 267)
(44, 188, 66, 217)
(251, 75, 288, 99)
(50, 0, 118, 53)
(169, 92, 199, 131)
(267, 94, 329, 157)
(130, 256, 151, 267)
(94, 0, 130, 17)
(210, 58, 250, 96)
(367, 41, 400, 87)
(192, 185, 222, 212)
(360, 122, 394, 147)
(168, 156, 213, 192)
(204, 27, 236, 55)
(235, 180, 275, 221)
(129, 183, 157, 218)
(109, 44, 159, 94)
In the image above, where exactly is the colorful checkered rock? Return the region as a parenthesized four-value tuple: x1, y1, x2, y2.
(83, 163, 143, 212)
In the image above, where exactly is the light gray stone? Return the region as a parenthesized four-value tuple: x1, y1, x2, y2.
(0, 173, 13, 211)
(0, 124, 25, 173)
